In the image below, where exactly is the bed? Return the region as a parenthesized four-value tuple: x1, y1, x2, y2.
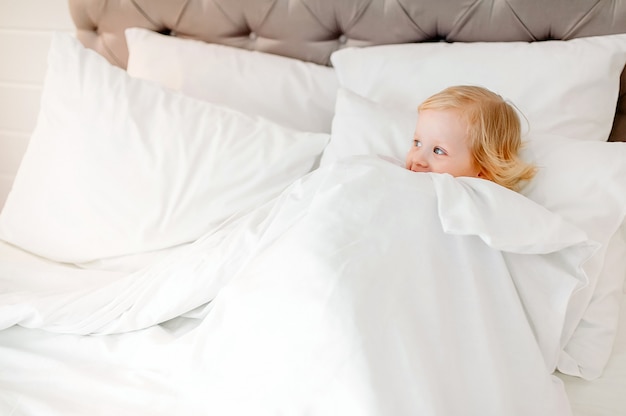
(1, 0, 625, 415)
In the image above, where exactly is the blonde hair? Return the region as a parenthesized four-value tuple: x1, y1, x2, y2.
(418, 85, 536, 191)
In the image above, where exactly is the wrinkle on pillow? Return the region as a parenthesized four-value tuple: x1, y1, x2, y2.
(0, 33, 329, 263)
(126, 28, 338, 133)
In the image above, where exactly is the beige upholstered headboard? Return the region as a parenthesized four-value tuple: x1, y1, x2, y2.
(68, 0, 626, 141)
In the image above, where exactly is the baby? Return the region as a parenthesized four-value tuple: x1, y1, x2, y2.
(405, 85, 536, 191)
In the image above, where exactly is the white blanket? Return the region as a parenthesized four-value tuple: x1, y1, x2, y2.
(0, 156, 595, 415)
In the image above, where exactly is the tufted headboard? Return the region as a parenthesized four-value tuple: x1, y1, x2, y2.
(68, 0, 626, 141)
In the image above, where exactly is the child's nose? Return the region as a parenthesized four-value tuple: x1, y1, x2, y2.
(413, 152, 428, 166)
(409, 152, 428, 171)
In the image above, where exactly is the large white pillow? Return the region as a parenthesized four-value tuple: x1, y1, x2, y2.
(325, 88, 626, 380)
(330, 34, 626, 142)
(125, 28, 338, 133)
(0, 33, 330, 263)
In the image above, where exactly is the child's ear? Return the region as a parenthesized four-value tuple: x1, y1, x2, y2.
(476, 164, 489, 178)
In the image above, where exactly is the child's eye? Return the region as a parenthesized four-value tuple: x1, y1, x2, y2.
(413, 139, 422, 147)
(433, 147, 447, 155)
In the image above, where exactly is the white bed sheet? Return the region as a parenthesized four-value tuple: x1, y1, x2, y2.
(0, 158, 622, 415)
(0, 298, 622, 416)
(1, 290, 624, 416)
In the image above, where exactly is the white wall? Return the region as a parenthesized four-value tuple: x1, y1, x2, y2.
(0, 0, 74, 210)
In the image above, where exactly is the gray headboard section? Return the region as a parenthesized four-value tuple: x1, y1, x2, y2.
(68, 0, 626, 141)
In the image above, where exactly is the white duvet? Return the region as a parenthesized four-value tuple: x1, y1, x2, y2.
(0, 156, 595, 415)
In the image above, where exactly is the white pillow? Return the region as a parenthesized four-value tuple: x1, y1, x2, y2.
(326, 88, 626, 380)
(522, 135, 626, 380)
(125, 28, 338, 133)
(0, 33, 330, 263)
(320, 89, 416, 167)
(330, 34, 626, 142)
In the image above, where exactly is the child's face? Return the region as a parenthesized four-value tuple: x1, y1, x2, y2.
(405, 109, 480, 178)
